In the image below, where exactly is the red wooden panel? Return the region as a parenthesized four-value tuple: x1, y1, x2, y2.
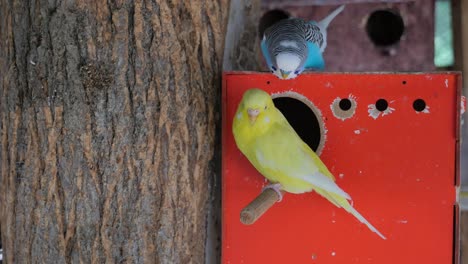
(222, 72, 460, 264)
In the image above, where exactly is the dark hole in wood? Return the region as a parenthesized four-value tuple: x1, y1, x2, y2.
(413, 99, 426, 112)
(366, 9, 405, 46)
(339, 98, 352, 111)
(258, 9, 290, 38)
(376, 99, 388, 111)
(273, 97, 321, 152)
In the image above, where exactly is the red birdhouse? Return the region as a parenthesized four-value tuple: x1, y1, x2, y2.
(222, 72, 461, 264)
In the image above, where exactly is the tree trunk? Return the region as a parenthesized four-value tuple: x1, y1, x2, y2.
(0, 0, 228, 263)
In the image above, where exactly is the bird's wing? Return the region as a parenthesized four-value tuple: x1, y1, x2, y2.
(261, 36, 273, 67)
(253, 120, 350, 199)
(275, 111, 333, 180)
(304, 41, 325, 70)
(307, 5, 344, 53)
(304, 23, 324, 49)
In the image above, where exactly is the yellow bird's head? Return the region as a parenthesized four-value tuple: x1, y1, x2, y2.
(238, 88, 275, 125)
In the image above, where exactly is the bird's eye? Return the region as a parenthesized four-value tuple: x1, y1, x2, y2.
(271, 66, 277, 71)
(264, 105, 268, 110)
(294, 70, 300, 74)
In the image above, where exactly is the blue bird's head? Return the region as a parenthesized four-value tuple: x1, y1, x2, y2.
(272, 53, 304, 80)
(261, 35, 308, 80)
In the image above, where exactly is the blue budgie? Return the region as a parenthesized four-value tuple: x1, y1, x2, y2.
(261, 5, 345, 80)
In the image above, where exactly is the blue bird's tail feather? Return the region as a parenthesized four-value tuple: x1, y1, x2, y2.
(317, 5, 345, 29)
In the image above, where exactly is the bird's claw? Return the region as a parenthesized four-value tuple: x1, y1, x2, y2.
(262, 183, 283, 202)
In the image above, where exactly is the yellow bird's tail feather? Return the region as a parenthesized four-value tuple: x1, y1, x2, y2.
(315, 188, 387, 240)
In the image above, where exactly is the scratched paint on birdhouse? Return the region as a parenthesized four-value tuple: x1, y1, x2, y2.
(330, 94, 357, 121)
(367, 99, 396, 119)
(222, 72, 460, 264)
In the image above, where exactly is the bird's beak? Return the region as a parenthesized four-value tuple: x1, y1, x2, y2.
(280, 70, 290, 79)
(247, 108, 260, 124)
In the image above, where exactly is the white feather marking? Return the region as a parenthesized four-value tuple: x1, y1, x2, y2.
(304, 172, 351, 200)
(256, 149, 277, 170)
(279, 40, 298, 48)
(276, 53, 301, 72)
(255, 150, 265, 164)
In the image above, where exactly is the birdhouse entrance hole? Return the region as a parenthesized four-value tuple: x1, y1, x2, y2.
(366, 9, 405, 47)
(258, 9, 290, 38)
(272, 92, 325, 155)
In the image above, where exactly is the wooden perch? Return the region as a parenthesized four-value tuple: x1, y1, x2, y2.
(240, 189, 285, 225)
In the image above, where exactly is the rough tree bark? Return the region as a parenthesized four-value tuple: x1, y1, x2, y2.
(0, 0, 228, 263)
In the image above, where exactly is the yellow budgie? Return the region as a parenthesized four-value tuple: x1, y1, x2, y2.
(232, 88, 386, 239)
